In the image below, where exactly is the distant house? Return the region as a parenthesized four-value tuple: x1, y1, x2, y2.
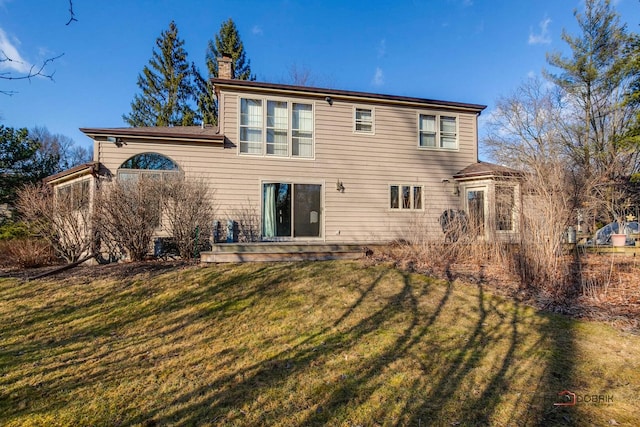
(47, 57, 523, 248)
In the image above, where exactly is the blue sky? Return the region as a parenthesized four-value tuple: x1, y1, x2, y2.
(1, 0, 638, 157)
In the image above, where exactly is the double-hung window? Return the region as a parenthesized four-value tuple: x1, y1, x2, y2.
(354, 107, 374, 133)
(240, 98, 314, 158)
(390, 185, 423, 210)
(418, 114, 458, 149)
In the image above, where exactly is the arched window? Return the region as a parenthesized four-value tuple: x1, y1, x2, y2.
(117, 153, 180, 181)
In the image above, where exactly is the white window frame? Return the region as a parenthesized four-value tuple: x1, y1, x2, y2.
(389, 184, 423, 210)
(417, 112, 459, 150)
(239, 97, 314, 159)
(353, 106, 374, 134)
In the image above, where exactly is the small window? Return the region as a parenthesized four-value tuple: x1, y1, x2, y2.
(354, 108, 373, 133)
(418, 114, 458, 149)
(496, 186, 515, 231)
(390, 185, 423, 210)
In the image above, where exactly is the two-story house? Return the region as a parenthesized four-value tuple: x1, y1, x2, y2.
(45, 57, 522, 253)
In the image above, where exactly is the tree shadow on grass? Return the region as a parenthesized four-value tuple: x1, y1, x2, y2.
(1, 260, 581, 426)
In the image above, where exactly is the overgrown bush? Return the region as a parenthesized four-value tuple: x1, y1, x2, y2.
(94, 177, 161, 262)
(0, 238, 58, 268)
(16, 182, 94, 263)
(160, 177, 215, 259)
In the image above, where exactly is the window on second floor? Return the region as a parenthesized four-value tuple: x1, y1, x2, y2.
(240, 98, 314, 158)
(390, 185, 423, 210)
(418, 114, 458, 150)
(354, 107, 374, 133)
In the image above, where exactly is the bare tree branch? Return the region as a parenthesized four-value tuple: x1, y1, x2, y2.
(66, 0, 78, 25)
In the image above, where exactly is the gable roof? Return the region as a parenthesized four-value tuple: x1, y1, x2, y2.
(453, 161, 524, 181)
(212, 79, 487, 114)
(80, 126, 224, 144)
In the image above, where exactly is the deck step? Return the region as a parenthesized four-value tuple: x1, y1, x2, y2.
(200, 243, 375, 263)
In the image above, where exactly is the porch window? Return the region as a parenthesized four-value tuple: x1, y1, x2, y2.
(56, 179, 90, 210)
(495, 186, 515, 231)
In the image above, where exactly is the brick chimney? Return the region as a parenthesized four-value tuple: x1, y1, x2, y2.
(218, 54, 233, 80)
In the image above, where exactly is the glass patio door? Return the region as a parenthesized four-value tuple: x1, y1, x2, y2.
(263, 183, 321, 239)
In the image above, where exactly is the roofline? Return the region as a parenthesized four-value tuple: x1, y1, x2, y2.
(43, 161, 100, 185)
(80, 127, 225, 144)
(211, 79, 487, 114)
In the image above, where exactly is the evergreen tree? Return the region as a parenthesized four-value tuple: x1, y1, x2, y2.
(123, 21, 198, 127)
(195, 18, 255, 125)
(544, 0, 639, 222)
(544, 0, 636, 182)
(0, 126, 58, 205)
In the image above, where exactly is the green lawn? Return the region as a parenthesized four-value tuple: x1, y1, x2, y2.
(1, 261, 638, 426)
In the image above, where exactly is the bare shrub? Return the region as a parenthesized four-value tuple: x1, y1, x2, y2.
(16, 182, 94, 263)
(0, 238, 57, 268)
(94, 177, 161, 262)
(229, 199, 261, 242)
(160, 177, 215, 259)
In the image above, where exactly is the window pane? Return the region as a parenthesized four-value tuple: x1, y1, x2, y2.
(496, 186, 515, 231)
(402, 186, 411, 209)
(241, 99, 262, 126)
(440, 116, 456, 133)
(292, 103, 313, 131)
(420, 115, 436, 132)
(413, 186, 422, 210)
(293, 184, 321, 237)
(390, 186, 399, 209)
(267, 101, 287, 128)
(420, 132, 436, 147)
(355, 108, 373, 132)
(440, 116, 457, 149)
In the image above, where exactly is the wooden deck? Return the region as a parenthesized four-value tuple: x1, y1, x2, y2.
(200, 243, 378, 263)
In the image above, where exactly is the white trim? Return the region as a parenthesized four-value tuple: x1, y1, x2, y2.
(353, 106, 375, 135)
(416, 111, 459, 151)
(259, 178, 325, 241)
(388, 184, 424, 211)
(238, 96, 315, 159)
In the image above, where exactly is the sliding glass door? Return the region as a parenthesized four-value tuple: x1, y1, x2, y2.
(263, 183, 321, 239)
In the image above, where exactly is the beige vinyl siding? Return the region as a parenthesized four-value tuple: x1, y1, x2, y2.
(96, 90, 479, 243)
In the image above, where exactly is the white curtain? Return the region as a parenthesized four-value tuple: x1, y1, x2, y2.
(263, 184, 276, 238)
(292, 103, 313, 157)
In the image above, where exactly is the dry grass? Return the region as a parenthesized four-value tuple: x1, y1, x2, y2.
(1, 261, 639, 426)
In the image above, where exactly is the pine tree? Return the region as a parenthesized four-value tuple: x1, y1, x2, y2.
(123, 21, 198, 127)
(194, 18, 255, 125)
(544, 0, 635, 181)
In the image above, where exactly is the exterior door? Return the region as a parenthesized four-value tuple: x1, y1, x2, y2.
(263, 183, 321, 239)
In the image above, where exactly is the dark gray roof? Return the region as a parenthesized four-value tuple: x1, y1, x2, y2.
(453, 161, 524, 180)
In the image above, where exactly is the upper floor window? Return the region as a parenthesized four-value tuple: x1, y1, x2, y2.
(240, 98, 314, 158)
(354, 107, 374, 133)
(390, 185, 423, 210)
(418, 114, 458, 149)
